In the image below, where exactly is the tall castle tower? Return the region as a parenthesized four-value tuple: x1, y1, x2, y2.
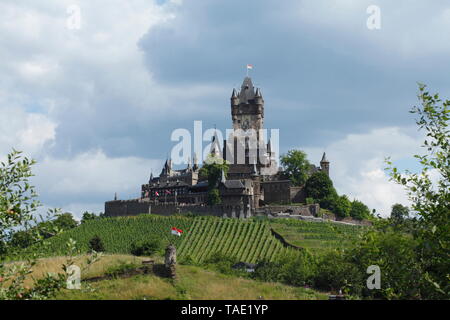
(231, 77, 264, 132)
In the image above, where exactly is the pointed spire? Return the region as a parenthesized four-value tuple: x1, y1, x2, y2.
(239, 77, 255, 103)
(255, 88, 262, 97)
(321, 152, 329, 163)
(114, 192, 117, 201)
(231, 88, 237, 98)
(149, 171, 153, 182)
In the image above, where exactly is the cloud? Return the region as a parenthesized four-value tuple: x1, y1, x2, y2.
(1, 1, 448, 217)
(304, 126, 423, 216)
(33, 149, 163, 218)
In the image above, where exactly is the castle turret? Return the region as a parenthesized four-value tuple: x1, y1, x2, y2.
(320, 152, 330, 176)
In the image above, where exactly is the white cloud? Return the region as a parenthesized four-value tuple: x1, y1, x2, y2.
(304, 126, 423, 217)
(35, 149, 162, 197)
(0, 105, 57, 157)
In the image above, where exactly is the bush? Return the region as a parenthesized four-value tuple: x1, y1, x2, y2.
(252, 260, 282, 282)
(130, 238, 161, 256)
(253, 251, 317, 287)
(333, 195, 351, 218)
(350, 200, 371, 220)
(314, 250, 364, 295)
(305, 171, 336, 201)
(88, 235, 105, 252)
(204, 252, 238, 274)
(305, 197, 315, 205)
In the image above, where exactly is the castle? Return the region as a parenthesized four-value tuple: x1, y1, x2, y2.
(105, 76, 330, 218)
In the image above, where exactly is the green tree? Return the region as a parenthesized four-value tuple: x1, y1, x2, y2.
(350, 200, 371, 220)
(88, 235, 105, 253)
(386, 84, 450, 299)
(304, 171, 337, 202)
(199, 154, 229, 205)
(280, 150, 312, 186)
(333, 195, 351, 218)
(81, 211, 99, 224)
(390, 203, 409, 224)
(0, 150, 101, 300)
(207, 188, 222, 205)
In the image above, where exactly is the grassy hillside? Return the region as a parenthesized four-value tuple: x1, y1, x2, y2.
(270, 218, 365, 253)
(26, 254, 326, 300)
(30, 215, 299, 263)
(27, 215, 363, 263)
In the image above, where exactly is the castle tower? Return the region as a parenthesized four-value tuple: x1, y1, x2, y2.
(231, 77, 264, 132)
(320, 152, 330, 176)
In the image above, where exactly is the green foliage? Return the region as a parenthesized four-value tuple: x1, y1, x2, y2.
(204, 252, 238, 274)
(350, 200, 371, 220)
(253, 250, 317, 287)
(0, 149, 40, 239)
(305, 171, 336, 201)
(333, 195, 352, 218)
(390, 203, 409, 224)
(386, 84, 450, 299)
(270, 219, 365, 253)
(81, 212, 102, 224)
(207, 188, 221, 205)
(305, 197, 315, 205)
(130, 237, 162, 256)
(314, 250, 364, 295)
(200, 154, 229, 189)
(28, 215, 190, 257)
(280, 150, 312, 186)
(88, 235, 105, 252)
(0, 150, 100, 300)
(349, 228, 422, 299)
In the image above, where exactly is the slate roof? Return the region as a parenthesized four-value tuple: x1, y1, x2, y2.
(223, 180, 245, 189)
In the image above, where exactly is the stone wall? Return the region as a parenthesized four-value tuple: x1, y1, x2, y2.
(105, 199, 251, 218)
(261, 180, 291, 204)
(258, 204, 320, 217)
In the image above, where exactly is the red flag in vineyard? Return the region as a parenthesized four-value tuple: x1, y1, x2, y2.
(171, 227, 183, 236)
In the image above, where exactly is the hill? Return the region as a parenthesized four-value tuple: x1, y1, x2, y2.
(26, 254, 328, 300)
(26, 214, 364, 262)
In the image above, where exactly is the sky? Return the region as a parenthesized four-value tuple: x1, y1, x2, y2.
(1, 0, 449, 219)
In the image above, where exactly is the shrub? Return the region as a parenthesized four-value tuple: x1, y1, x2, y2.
(350, 200, 371, 220)
(130, 238, 161, 256)
(305, 171, 336, 201)
(305, 197, 315, 205)
(88, 235, 105, 252)
(314, 250, 364, 295)
(252, 260, 282, 282)
(204, 252, 238, 274)
(333, 195, 351, 218)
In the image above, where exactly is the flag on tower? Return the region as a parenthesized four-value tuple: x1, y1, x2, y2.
(171, 227, 183, 236)
(165, 190, 171, 194)
(246, 64, 253, 70)
(155, 191, 159, 196)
